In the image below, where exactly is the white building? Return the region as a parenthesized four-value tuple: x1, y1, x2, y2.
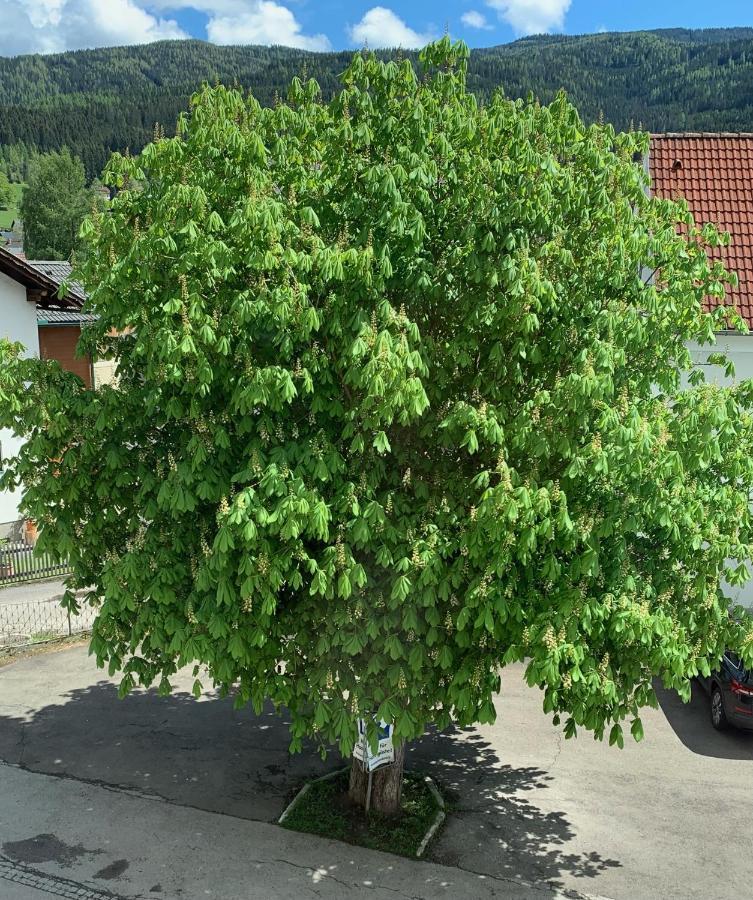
(0, 248, 94, 525)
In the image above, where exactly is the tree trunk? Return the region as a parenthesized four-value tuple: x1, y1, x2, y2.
(348, 740, 405, 816)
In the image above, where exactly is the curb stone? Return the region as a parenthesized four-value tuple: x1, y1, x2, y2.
(0, 854, 124, 900)
(416, 775, 445, 857)
(278, 765, 348, 824)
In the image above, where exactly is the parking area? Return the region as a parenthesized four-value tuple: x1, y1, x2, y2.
(0, 645, 751, 899)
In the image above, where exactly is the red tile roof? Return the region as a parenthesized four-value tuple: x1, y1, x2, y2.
(649, 133, 753, 328)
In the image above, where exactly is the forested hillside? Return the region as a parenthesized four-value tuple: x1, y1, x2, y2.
(2, 27, 753, 179)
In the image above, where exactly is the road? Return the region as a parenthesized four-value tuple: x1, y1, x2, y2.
(1, 763, 550, 900)
(0, 579, 70, 606)
(0, 646, 751, 899)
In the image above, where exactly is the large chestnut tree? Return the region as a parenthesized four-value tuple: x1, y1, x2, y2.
(3, 39, 753, 814)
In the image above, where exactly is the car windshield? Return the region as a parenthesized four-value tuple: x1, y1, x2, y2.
(725, 652, 753, 681)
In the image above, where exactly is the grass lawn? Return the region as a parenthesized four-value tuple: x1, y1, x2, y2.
(0, 182, 23, 230)
(281, 770, 442, 857)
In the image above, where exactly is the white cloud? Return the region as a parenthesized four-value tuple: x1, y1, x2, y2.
(486, 0, 571, 35)
(0, 0, 187, 55)
(144, 0, 248, 12)
(0, 0, 330, 56)
(461, 10, 492, 30)
(145, 1, 331, 50)
(23, 0, 64, 27)
(206, 1, 330, 50)
(348, 6, 434, 49)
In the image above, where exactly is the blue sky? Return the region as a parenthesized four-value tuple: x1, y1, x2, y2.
(1, 1, 752, 57)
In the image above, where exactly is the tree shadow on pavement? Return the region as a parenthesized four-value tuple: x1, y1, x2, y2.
(408, 726, 621, 890)
(0, 680, 339, 822)
(0, 677, 620, 892)
(655, 679, 753, 760)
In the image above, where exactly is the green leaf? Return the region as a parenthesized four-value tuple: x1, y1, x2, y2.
(337, 571, 352, 599)
(228, 633, 245, 661)
(391, 575, 411, 603)
(609, 724, 624, 749)
(373, 431, 391, 454)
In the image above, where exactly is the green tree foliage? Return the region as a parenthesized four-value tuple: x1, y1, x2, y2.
(0, 142, 37, 183)
(0, 169, 12, 209)
(2, 28, 753, 179)
(19, 148, 92, 259)
(2, 40, 753, 766)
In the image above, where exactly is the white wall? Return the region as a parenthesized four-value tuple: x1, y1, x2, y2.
(92, 358, 117, 387)
(686, 335, 753, 384)
(0, 270, 39, 524)
(685, 336, 753, 611)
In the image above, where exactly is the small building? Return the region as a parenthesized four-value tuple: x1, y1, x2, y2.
(0, 247, 102, 523)
(25, 260, 98, 386)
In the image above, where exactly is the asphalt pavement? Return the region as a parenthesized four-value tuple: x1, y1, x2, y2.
(0, 579, 70, 606)
(0, 645, 751, 899)
(1, 762, 553, 900)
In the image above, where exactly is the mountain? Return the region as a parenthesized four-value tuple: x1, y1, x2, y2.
(2, 27, 753, 180)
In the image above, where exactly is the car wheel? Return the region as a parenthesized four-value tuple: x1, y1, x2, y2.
(711, 686, 729, 731)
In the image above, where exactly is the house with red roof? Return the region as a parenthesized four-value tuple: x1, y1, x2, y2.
(649, 132, 753, 379)
(650, 133, 753, 610)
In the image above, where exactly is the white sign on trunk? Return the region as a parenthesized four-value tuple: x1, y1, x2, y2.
(353, 718, 395, 772)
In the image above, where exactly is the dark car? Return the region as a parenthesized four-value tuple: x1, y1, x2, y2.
(698, 651, 753, 731)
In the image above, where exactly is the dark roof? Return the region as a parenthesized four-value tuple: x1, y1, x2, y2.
(649, 133, 753, 327)
(37, 309, 98, 325)
(28, 260, 73, 282)
(0, 246, 85, 309)
(27, 260, 87, 305)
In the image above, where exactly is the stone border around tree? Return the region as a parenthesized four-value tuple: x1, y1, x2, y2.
(278, 765, 349, 825)
(415, 775, 446, 857)
(277, 767, 446, 858)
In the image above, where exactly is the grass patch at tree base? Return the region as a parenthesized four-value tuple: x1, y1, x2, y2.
(280, 770, 443, 858)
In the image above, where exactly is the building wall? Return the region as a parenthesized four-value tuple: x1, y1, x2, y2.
(686, 335, 753, 384)
(38, 325, 92, 387)
(686, 336, 753, 611)
(92, 358, 117, 387)
(0, 270, 39, 523)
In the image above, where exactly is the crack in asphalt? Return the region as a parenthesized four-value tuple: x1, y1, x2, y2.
(443, 856, 600, 900)
(16, 721, 26, 768)
(548, 731, 563, 771)
(269, 858, 426, 899)
(269, 853, 607, 900)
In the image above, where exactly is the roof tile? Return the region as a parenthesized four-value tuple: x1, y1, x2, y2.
(650, 133, 753, 328)
(26, 260, 86, 303)
(36, 309, 98, 325)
